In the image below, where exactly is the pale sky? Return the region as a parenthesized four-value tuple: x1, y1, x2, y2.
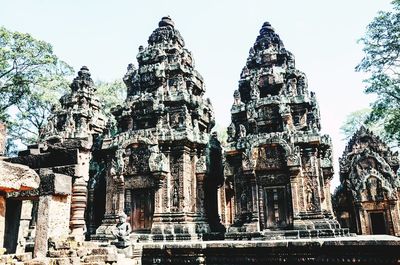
(0, 0, 393, 188)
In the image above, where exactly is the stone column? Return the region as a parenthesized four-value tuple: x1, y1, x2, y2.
(324, 181, 333, 214)
(181, 146, 191, 212)
(70, 177, 87, 238)
(153, 172, 167, 215)
(94, 164, 122, 239)
(34, 195, 71, 258)
(196, 173, 205, 215)
(70, 150, 91, 238)
(357, 205, 368, 235)
(115, 177, 125, 216)
(218, 186, 225, 225)
(243, 171, 259, 232)
(289, 168, 301, 217)
(249, 176, 259, 222)
(257, 186, 265, 230)
(34, 173, 72, 258)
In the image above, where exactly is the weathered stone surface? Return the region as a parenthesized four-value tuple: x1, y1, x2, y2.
(39, 171, 72, 196)
(142, 236, 400, 264)
(334, 126, 400, 236)
(0, 160, 39, 192)
(34, 195, 71, 258)
(93, 16, 220, 240)
(221, 21, 340, 236)
(3, 16, 399, 265)
(8, 149, 79, 169)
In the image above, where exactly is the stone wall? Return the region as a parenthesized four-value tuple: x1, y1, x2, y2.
(34, 194, 71, 258)
(142, 237, 400, 264)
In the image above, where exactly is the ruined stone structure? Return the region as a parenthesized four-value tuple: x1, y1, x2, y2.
(333, 126, 400, 236)
(5, 66, 106, 256)
(2, 17, 400, 265)
(0, 155, 39, 254)
(92, 16, 222, 241)
(221, 22, 342, 237)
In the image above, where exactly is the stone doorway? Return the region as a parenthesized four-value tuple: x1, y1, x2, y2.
(127, 189, 154, 232)
(264, 187, 289, 229)
(3, 199, 22, 253)
(369, 212, 387, 234)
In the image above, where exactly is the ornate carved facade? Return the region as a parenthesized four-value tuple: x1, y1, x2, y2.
(6, 17, 400, 265)
(92, 16, 222, 240)
(221, 22, 343, 236)
(333, 126, 400, 236)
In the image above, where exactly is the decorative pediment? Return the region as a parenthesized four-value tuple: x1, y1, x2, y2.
(148, 145, 169, 173)
(196, 155, 207, 174)
(124, 144, 151, 175)
(350, 169, 397, 201)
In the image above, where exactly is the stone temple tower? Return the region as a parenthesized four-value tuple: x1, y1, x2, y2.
(94, 16, 221, 240)
(334, 126, 400, 236)
(222, 22, 344, 237)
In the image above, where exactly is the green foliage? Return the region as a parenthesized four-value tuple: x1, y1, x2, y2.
(0, 26, 72, 116)
(95, 80, 126, 116)
(340, 108, 371, 140)
(0, 26, 74, 147)
(213, 124, 228, 146)
(340, 108, 395, 146)
(356, 0, 400, 144)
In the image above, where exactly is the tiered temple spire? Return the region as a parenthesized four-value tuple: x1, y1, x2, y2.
(221, 21, 342, 236)
(93, 16, 222, 240)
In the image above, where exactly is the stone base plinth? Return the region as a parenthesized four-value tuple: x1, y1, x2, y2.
(293, 211, 342, 230)
(92, 214, 119, 241)
(34, 194, 71, 258)
(141, 235, 400, 264)
(227, 220, 259, 233)
(150, 213, 210, 241)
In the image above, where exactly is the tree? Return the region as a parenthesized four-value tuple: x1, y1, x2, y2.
(0, 26, 73, 149)
(7, 82, 69, 145)
(340, 108, 395, 147)
(95, 80, 126, 116)
(356, 0, 400, 144)
(0, 26, 72, 119)
(1, 26, 127, 150)
(340, 108, 372, 141)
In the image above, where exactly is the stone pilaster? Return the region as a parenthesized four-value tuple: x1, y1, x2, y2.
(70, 177, 87, 238)
(34, 192, 71, 258)
(196, 173, 205, 215)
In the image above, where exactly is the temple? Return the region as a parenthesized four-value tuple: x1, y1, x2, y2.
(221, 22, 343, 238)
(0, 17, 399, 265)
(333, 126, 400, 236)
(91, 16, 222, 241)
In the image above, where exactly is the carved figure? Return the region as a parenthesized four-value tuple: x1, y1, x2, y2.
(306, 183, 314, 210)
(112, 213, 132, 243)
(227, 123, 236, 142)
(111, 149, 125, 177)
(239, 124, 246, 138)
(233, 90, 242, 106)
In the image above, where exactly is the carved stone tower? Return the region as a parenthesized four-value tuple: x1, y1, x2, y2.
(334, 127, 400, 236)
(94, 16, 217, 240)
(222, 22, 342, 237)
(40, 66, 107, 237)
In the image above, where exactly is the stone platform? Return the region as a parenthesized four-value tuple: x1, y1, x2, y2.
(141, 235, 400, 264)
